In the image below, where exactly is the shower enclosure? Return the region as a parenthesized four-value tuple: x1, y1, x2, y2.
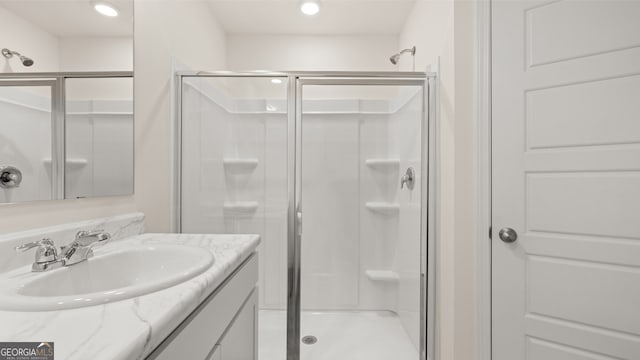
(176, 71, 436, 360)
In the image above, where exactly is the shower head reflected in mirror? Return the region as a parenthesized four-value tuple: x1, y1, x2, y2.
(389, 46, 416, 65)
(2, 48, 34, 67)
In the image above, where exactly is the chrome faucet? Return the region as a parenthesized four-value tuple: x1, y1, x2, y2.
(15, 238, 64, 272)
(15, 230, 111, 271)
(60, 230, 111, 266)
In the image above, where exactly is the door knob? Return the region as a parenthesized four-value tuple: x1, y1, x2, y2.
(498, 227, 518, 243)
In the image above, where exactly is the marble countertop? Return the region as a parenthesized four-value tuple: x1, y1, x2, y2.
(0, 233, 260, 360)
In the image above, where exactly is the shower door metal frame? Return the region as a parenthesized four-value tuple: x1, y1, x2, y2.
(174, 71, 437, 360)
(292, 75, 434, 360)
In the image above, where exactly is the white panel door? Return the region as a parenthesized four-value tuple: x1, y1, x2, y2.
(492, 0, 640, 359)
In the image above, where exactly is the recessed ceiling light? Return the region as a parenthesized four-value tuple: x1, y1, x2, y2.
(94, 2, 119, 17)
(271, 78, 283, 84)
(300, 1, 320, 15)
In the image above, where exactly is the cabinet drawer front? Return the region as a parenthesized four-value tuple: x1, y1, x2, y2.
(148, 254, 258, 360)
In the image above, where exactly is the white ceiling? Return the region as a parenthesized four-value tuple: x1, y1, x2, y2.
(0, 0, 414, 38)
(0, 0, 133, 37)
(207, 0, 417, 35)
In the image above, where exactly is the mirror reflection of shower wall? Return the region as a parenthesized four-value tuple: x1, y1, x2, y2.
(0, 0, 133, 203)
(0, 82, 54, 203)
(65, 77, 134, 198)
(0, 76, 134, 203)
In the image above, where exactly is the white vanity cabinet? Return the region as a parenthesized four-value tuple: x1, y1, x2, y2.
(148, 253, 258, 360)
(214, 289, 258, 360)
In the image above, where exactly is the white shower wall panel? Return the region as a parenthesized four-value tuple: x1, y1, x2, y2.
(301, 114, 361, 309)
(262, 116, 288, 309)
(0, 89, 132, 202)
(181, 80, 288, 309)
(358, 115, 398, 311)
(65, 109, 133, 199)
(65, 115, 94, 197)
(0, 89, 52, 203)
(389, 89, 424, 348)
(91, 115, 133, 196)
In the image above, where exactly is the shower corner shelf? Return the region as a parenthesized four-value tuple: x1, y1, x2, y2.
(42, 158, 88, 170)
(223, 158, 259, 172)
(365, 270, 400, 283)
(223, 201, 259, 218)
(365, 158, 400, 170)
(365, 202, 400, 215)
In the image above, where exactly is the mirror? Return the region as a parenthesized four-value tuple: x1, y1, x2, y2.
(0, 0, 133, 203)
(65, 77, 134, 199)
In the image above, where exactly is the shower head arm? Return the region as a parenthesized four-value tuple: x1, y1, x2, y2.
(389, 46, 417, 65)
(1, 48, 20, 59)
(2, 48, 34, 66)
(399, 46, 416, 56)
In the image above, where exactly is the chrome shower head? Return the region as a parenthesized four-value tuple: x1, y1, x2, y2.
(389, 46, 416, 65)
(20, 55, 34, 67)
(2, 48, 34, 67)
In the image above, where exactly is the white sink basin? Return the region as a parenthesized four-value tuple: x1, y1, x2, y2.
(0, 244, 214, 311)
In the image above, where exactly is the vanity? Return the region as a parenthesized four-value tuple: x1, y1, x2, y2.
(0, 213, 260, 360)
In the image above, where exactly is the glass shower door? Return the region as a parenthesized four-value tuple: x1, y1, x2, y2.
(293, 79, 426, 360)
(180, 75, 290, 359)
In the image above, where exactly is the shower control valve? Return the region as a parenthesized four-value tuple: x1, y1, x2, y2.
(400, 167, 415, 190)
(0, 165, 22, 189)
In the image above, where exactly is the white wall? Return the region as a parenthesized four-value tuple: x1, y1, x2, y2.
(59, 37, 133, 72)
(227, 34, 398, 71)
(0, 4, 60, 73)
(451, 2, 477, 359)
(399, 0, 478, 359)
(59, 37, 133, 99)
(134, 0, 227, 232)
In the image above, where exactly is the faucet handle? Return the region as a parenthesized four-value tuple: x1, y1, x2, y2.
(15, 238, 55, 252)
(61, 230, 110, 266)
(76, 229, 107, 239)
(15, 238, 58, 263)
(71, 229, 110, 248)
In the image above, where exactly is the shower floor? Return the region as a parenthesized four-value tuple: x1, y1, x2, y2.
(259, 310, 419, 360)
